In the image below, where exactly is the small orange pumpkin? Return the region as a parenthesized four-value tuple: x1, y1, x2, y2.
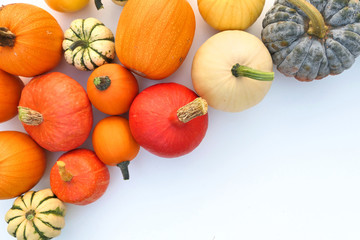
(0, 131, 46, 200)
(0, 69, 24, 123)
(92, 116, 140, 180)
(115, 0, 196, 80)
(87, 63, 139, 115)
(0, 3, 63, 77)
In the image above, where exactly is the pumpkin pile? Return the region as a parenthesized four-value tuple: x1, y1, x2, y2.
(1, 0, 360, 239)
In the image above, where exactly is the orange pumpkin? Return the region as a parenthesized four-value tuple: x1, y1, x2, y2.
(0, 69, 24, 123)
(92, 116, 140, 180)
(115, 0, 196, 80)
(0, 3, 63, 77)
(87, 63, 139, 115)
(0, 131, 46, 200)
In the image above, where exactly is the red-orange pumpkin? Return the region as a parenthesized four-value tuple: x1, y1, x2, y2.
(18, 72, 93, 152)
(0, 69, 24, 123)
(115, 0, 196, 80)
(0, 131, 46, 200)
(0, 3, 63, 77)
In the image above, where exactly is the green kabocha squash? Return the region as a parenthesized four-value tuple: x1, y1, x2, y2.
(63, 17, 115, 71)
(5, 188, 66, 240)
(261, 0, 360, 81)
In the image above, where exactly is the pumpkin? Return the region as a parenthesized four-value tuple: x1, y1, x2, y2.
(198, 0, 265, 31)
(92, 116, 140, 180)
(0, 69, 24, 123)
(0, 131, 46, 200)
(129, 83, 208, 158)
(45, 0, 89, 12)
(261, 0, 360, 81)
(50, 149, 110, 205)
(63, 17, 115, 71)
(5, 188, 66, 239)
(115, 0, 196, 80)
(18, 72, 93, 152)
(192, 30, 274, 112)
(87, 63, 139, 115)
(0, 3, 63, 77)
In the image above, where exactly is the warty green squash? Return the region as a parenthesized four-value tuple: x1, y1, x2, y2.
(5, 188, 66, 240)
(261, 0, 360, 81)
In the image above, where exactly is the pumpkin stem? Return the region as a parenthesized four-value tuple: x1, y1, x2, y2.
(0, 27, 16, 47)
(94, 76, 111, 90)
(69, 40, 88, 51)
(94, 0, 104, 10)
(18, 107, 43, 126)
(57, 161, 73, 182)
(231, 64, 274, 81)
(117, 161, 130, 180)
(287, 0, 327, 39)
(25, 209, 36, 221)
(177, 97, 208, 123)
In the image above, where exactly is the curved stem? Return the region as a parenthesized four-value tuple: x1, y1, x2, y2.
(177, 97, 208, 123)
(57, 161, 73, 182)
(69, 40, 88, 51)
(231, 64, 274, 81)
(117, 161, 130, 180)
(18, 107, 43, 126)
(287, 0, 327, 38)
(0, 27, 16, 47)
(94, 76, 111, 90)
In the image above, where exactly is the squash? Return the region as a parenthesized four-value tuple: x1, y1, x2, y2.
(5, 188, 66, 240)
(87, 63, 139, 115)
(63, 17, 115, 71)
(192, 30, 274, 112)
(45, 0, 89, 12)
(92, 116, 140, 180)
(112, 0, 128, 6)
(18, 72, 93, 152)
(261, 0, 360, 81)
(198, 0, 265, 31)
(115, 0, 196, 80)
(129, 83, 208, 158)
(0, 3, 63, 77)
(50, 149, 110, 205)
(0, 69, 24, 123)
(0, 131, 46, 200)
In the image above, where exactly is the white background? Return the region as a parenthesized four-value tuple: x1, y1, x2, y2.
(1, 0, 360, 239)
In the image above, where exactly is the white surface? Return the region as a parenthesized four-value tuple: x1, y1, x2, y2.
(1, 0, 360, 240)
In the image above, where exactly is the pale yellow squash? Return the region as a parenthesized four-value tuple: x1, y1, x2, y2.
(191, 30, 274, 112)
(197, 0, 265, 31)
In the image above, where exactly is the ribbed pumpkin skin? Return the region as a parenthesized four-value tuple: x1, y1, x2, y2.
(115, 0, 196, 80)
(0, 131, 46, 200)
(0, 3, 63, 77)
(198, 0, 265, 31)
(261, 0, 360, 81)
(19, 72, 93, 152)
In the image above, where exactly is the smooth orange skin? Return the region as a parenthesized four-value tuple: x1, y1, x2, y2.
(44, 0, 89, 12)
(0, 70, 24, 123)
(0, 3, 63, 77)
(19, 72, 93, 152)
(92, 116, 140, 166)
(50, 149, 110, 205)
(115, 0, 196, 80)
(87, 63, 139, 115)
(0, 131, 46, 200)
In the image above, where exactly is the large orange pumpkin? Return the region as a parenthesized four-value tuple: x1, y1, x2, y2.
(0, 3, 63, 77)
(115, 0, 196, 80)
(0, 131, 46, 200)
(0, 69, 24, 123)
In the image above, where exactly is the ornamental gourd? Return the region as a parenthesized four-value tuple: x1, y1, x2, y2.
(63, 17, 115, 71)
(198, 0, 265, 31)
(5, 188, 66, 240)
(192, 30, 274, 112)
(115, 0, 196, 80)
(0, 3, 63, 77)
(261, 0, 360, 81)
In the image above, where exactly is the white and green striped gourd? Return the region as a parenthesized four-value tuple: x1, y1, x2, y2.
(63, 17, 115, 71)
(5, 188, 66, 240)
